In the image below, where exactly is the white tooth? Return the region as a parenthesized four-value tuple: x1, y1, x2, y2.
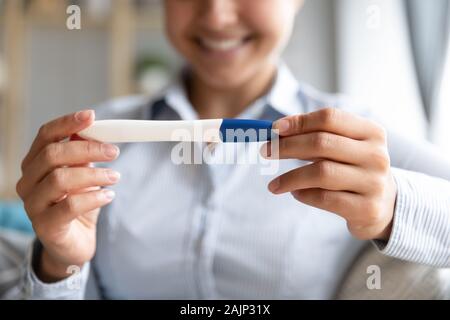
(202, 38, 242, 51)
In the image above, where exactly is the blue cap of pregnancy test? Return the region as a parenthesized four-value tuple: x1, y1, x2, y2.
(219, 119, 275, 143)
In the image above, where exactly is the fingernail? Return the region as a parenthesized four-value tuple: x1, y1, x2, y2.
(75, 110, 93, 122)
(106, 170, 121, 183)
(260, 143, 272, 158)
(268, 178, 280, 193)
(102, 144, 119, 159)
(103, 190, 115, 201)
(274, 119, 290, 134)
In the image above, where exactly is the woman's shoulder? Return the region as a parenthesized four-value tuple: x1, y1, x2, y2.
(92, 74, 181, 120)
(93, 94, 160, 121)
(296, 81, 372, 118)
(278, 63, 373, 118)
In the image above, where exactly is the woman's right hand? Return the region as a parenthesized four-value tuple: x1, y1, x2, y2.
(16, 110, 121, 282)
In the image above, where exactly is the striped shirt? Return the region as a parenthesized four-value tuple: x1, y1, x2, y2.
(18, 64, 450, 299)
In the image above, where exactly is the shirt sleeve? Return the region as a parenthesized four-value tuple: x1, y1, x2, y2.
(16, 239, 90, 300)
(373, 168, 450, 267)
(371, 129, 450, 267)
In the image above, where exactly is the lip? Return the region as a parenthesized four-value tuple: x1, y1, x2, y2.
(201, 38, 245, 50)
(194, 34, 254, 60)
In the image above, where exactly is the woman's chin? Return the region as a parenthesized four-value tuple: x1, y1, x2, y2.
(205, 76, 248, 90)
(195, 67, 254, 89)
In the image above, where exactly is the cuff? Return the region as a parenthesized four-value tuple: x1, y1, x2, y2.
(372, 168, 450, 267)
(21, 239, 89, 299)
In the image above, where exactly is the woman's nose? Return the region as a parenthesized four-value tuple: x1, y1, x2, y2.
(199, 0, 239, 30)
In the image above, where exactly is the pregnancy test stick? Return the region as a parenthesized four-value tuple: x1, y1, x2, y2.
(78, 119, 274, 143)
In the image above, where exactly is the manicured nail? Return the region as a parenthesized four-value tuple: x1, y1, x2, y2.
(102, 144, 120, 159)
(103, 190, 115, 201)
(268, 178, 280, 193)
(260, 143, 272, 158)
(75, 110, 93, 122)
(106, 170, 121, 183)
(274, 119, 290, 134)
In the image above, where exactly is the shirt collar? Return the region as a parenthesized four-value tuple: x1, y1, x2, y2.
(151, 61, 304, 121)
(267, 62, 304, 116)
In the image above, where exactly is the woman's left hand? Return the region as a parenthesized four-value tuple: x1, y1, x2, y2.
(261, 108, 397, 241)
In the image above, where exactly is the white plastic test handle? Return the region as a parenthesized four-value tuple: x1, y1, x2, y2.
(77, 120, 223, 143)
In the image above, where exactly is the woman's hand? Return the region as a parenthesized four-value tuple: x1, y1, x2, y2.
(261, 108, 397, 241)
(16, 110, 121, 282)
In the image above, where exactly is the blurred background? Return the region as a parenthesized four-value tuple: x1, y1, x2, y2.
(0, 0, 449, 232)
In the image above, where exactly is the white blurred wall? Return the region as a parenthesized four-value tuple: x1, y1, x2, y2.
(335, 0, 427, 138)
(284, 0, 337, 92)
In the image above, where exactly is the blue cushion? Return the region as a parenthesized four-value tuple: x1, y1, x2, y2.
(0, 201, 34, 234)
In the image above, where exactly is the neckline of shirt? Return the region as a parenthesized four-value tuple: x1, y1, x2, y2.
(149, 61, 305, 121)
